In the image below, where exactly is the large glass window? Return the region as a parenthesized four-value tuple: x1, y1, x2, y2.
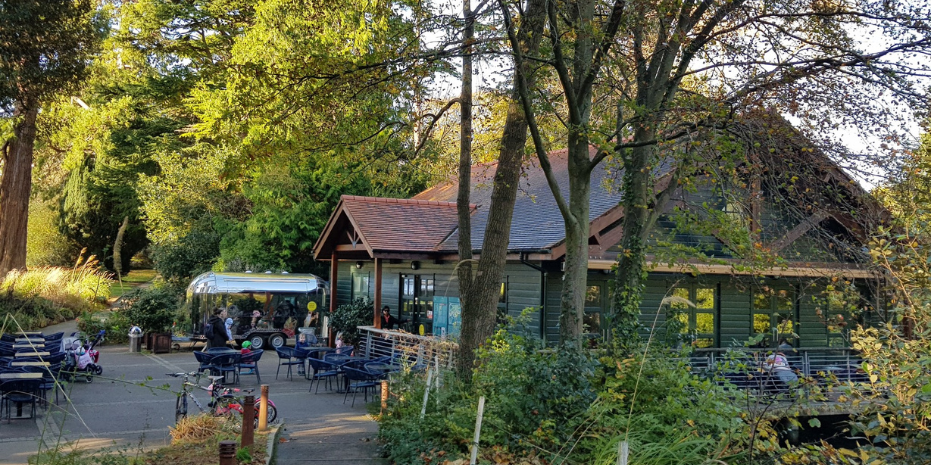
(671, 285, 717, 348)
(352, 273, 370, 301)
(752, 287, 796, 347)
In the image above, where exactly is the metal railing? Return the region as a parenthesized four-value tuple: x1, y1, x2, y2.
(690, 347, 870, 384)
(357, 326, 458, 369)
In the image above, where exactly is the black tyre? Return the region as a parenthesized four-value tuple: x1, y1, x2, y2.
(94, 365, 103, 375)
(253, 401, 277, 428)
(268, 333, 286, 349)
(249, 335, 264, 350)
(175, 395, 187, 423)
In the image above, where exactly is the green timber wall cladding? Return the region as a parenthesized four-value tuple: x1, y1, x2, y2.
(336, 261, 872, 347)
(334, 260, 546, 336)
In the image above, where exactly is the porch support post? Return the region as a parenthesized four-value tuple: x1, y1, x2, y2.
(329, 251, 338, 347)
(374, 257, 383, 328)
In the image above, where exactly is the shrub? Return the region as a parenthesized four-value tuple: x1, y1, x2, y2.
(329, 297, 372, 346)
(117, 285, 183, 334)
(1, 255, 111, 311)
(77, 310, 131, 344)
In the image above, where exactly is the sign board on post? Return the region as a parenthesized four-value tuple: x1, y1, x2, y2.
(432, 296, 462, 337)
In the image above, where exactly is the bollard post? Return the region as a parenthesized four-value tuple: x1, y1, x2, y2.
(242, 395, 255, 447)
(380, 380, 388, 414)
(259, 385, 269, 431)
(218, 440, 236, 465)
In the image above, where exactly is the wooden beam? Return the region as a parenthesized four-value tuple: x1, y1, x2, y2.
(768, 211, 830, 253)
(329, 250, 338, 347)
(586, 259, 876, 279)
(374, 258, 383, 329)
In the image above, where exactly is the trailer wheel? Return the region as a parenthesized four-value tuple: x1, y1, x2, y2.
(249, 335, 265, 350)
(269, 333, 286, 349)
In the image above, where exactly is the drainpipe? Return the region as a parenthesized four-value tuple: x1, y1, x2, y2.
(519, 253, 547, 341)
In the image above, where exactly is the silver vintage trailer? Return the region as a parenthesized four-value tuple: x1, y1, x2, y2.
(186, 272, 329, 349)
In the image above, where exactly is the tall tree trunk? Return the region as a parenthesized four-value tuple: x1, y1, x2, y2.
(0, 103, 39, 278)
(457, 0, 547, 376)
(456, 0, 476, 373)
(612, 129, 656, 349)
(113, 215, 130, 284)
(558, 138, 593, 344)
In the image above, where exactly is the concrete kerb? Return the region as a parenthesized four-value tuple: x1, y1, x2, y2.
(265, 420, 283, 465)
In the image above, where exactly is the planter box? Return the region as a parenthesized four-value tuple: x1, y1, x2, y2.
(152, 333, 171, 354)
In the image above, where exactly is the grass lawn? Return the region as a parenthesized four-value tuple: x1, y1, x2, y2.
(110, 269, 158, 299)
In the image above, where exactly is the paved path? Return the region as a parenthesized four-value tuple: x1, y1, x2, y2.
(0, 319, 387, 465)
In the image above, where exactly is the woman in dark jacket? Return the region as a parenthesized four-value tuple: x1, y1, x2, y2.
(206, 307, 229, 348)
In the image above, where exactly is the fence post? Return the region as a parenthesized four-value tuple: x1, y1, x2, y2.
(242, 395, 255, 447)
(420, 367, 434, 419)
(259, 385, 269, 431)
(469, 396, 486, 465)
(616, 440, 629, 465)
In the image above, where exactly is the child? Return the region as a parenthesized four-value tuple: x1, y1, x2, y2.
(251, 310, 262, 328)
(335, 332, 345, 349)
(240, 341, 254, 375)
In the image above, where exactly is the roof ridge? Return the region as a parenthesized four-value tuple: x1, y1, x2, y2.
(342, 194, 478, 209)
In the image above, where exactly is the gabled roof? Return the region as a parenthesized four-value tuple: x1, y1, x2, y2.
(312, 195, 473, 259)
(416, 147, 657, 251)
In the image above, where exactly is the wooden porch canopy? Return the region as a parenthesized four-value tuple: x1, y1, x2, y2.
(312, 195, 475, 328)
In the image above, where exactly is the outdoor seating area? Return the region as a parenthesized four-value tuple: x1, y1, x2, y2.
(190, 342, 408, 406)
(0, 331, 71, 424)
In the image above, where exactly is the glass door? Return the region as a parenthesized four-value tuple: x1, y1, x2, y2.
(400, 274, 435, 335)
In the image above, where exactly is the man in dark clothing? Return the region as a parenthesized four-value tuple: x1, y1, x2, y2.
(206, 307, 229, 348)
(381, 306, 405, 330)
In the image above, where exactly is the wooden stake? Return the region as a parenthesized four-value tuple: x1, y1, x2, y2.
(469, 396, 485, 465)
(420, 368, 434, 419)
(241, 395, 255, 447)
(616, 440, 629, 465)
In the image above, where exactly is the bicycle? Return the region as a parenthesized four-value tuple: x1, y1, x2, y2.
(166, 372, 277, 428)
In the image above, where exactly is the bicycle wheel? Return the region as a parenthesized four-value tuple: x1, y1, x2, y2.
(253, 401, 277, 428)
(175, 395, 188, 423)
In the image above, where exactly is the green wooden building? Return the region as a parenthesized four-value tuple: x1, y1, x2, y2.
(313, 132, 888, 350)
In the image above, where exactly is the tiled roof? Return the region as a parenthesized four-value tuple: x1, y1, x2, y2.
(415, 147, 646, 251)
(339, 196, 465, 252)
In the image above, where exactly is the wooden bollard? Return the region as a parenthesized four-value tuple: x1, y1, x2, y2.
(218, 440, 236, 465)
(242, 395, 255, 447)
(259, 385, 269, 431)
(380, 380, 388, 414)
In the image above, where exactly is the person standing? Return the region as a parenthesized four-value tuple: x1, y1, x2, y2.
(381, 306, 405, 329)
(206, 307, 229, 349)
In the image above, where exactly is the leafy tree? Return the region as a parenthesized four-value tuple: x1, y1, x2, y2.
(500, 0, 931, 347)
(0, 0, 102, 277)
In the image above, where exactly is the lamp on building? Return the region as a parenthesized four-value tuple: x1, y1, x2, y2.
(356, 261, 364, 270)
(411, 261, 420, 270)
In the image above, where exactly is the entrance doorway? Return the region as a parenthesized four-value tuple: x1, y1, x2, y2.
(400, 274, 435, 335)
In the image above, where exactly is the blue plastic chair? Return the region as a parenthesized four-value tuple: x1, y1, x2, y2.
(306, 357, 340, 394)
(341, 366, 379, 407)
(239, 350, 264, 385)
(0, 379, 42, 422)
(210, 353, 242, 385)
(274, 347, 302, 381)
(193, 351, 217, 374)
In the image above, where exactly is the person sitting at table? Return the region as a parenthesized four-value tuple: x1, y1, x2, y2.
(765, 351, 798, 385)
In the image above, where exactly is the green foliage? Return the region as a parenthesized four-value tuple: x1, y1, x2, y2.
(0, 254, 111, 310)
(27, 197, 79, 267)
(77, 310, 131, 344)
(572, 349, 749, 465)
(0, 296, 75, 332)
(117, 285, 183, 333)
(150, 225, 221, 286)
(329, 297, 373, 346)
(846, 222, 931, 463)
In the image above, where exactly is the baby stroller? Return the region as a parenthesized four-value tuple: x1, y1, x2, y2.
(62, 330, 105, 382)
